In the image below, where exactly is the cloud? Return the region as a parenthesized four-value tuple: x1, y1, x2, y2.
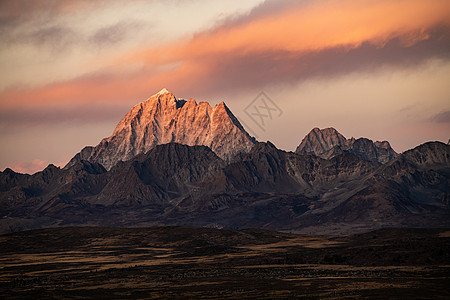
(430, 111, 450, 123)
(0, 3, 80, 50)
(0, 69, 163, 112)
(1, 0, 450, 127)
(125, 0, 450, 65)
(0, 1, 144, 54)
(195, 25, 450, 92)
(1, 24, 448, 123)
(89, 21, 145, 48)
(100, 0, 450, 97)
(0, 104, 128, 130)
(0, 0, 107, 23)
(19, 25, 80, 53)
(2, 19, 142, 53)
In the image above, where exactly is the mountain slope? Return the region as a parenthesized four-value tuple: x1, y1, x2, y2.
(1, 141, 449, 234)
(94, 143, 225, 207)
(296, 127, 347, 155)
(296, 127, 398, 163)
(65, 89, 255, 170)
(294, 142, 450, 233)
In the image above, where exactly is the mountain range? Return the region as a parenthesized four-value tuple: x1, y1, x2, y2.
(1, 89, 449, 234)
(296, 127, 398, 163)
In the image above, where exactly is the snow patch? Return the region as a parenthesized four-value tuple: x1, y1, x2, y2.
(153, 88, 171, 97)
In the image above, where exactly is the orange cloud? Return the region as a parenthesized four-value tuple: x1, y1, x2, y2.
(0, 73, 148, 110)
(122, 0, 450, 66)
(1, 0, 449, 120)
(0, 63, 206, 118)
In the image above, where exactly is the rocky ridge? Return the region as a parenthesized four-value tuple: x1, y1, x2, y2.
(1, 141, 448, 234)
(296, 127, 398, 163)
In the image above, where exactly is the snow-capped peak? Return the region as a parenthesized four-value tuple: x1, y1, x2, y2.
(65, 89, 256, 170)
(153, 88, 171, 97)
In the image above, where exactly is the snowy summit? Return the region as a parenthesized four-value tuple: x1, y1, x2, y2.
(153, 88, 171, 97)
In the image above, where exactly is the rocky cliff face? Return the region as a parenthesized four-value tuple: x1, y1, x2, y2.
(296, 127, 347, 155)
(296, 127, 398, 164)
(65, 89, 255, 170)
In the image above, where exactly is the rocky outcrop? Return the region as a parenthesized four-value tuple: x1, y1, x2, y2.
(296, 127, 347, 155)
(296, 127, 398, 164)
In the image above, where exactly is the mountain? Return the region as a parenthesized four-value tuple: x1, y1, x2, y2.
(307, 141, 450, 233)
(296, 127, 398, 163)
(296, 127, 347, 155)
(65, 88, 255, 170)
(94, 143, 225, 207)
(1, 141, 448, 234)
(1, 91, 448, 234)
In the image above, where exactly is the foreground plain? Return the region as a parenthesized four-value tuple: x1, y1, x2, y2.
(0, 227, 449, 299)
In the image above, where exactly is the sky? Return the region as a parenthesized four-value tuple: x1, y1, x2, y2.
(0, 0, 449, 174)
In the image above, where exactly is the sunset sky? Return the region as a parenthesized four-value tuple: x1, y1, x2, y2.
(1, 0, 449, 174)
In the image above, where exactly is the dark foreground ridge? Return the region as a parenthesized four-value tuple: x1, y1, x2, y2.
(1, 226, 449, 299)
(1, 141, 449, 235)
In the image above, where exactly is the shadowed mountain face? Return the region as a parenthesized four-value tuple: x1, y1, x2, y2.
(95, 143, 225, 207)
(1, 141, 448, 235)
(296, 127, 398, 164)
(65, 89, 255, 170)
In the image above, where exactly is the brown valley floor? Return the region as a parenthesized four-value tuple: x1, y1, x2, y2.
(0, 226, 449, 299)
